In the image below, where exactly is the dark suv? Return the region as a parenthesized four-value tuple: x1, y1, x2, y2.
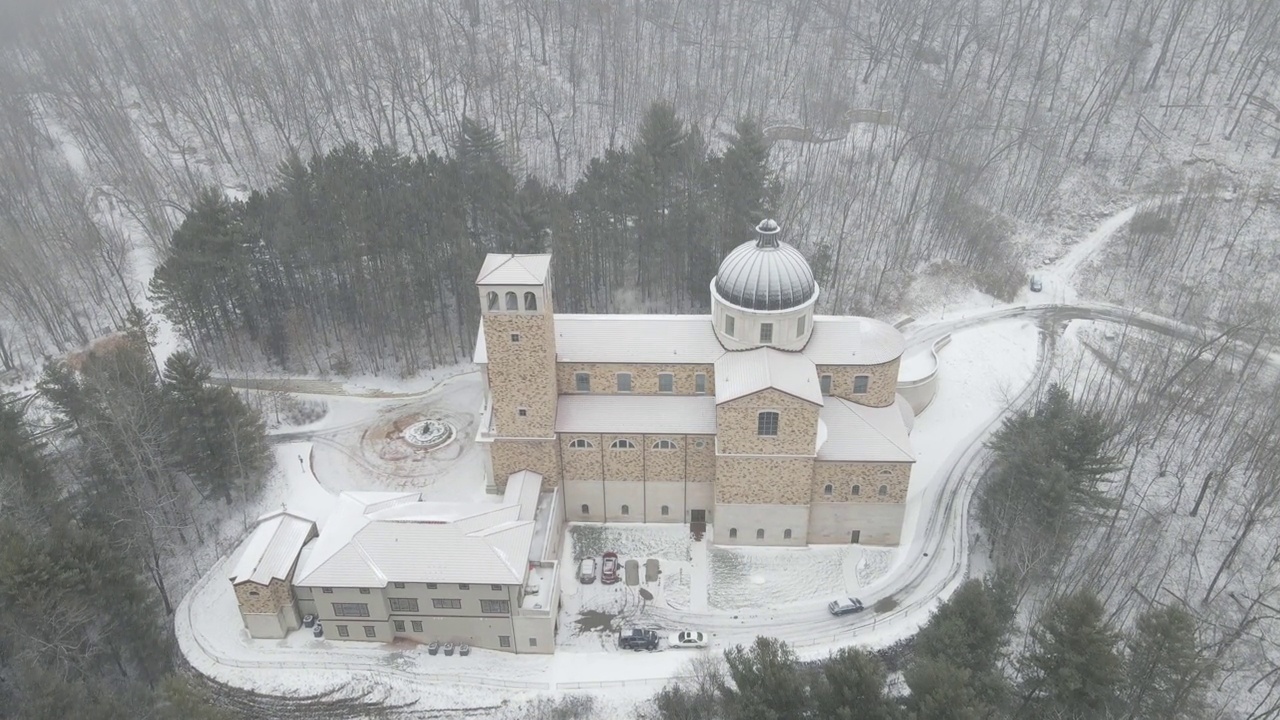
(618, 627, 660, 651)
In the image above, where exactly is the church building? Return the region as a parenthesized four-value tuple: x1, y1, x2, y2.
(473, 220, 916, 546)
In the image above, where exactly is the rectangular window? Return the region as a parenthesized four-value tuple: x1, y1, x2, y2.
(510, 333, 520, 343)
(724, 315, 735, 337)
(757, 411, 779, 437)
(426, 583, 437, 590)
(458, 584, 470, 591)
(480, 599, 511, 614)
(322, 587, 333, 594)
(432, 598, 463, 610)
(695, 373, 706, 394)
(393, 620, 405, 632)
(853, 375, 870, 394)
(517, 408, 528, 417)
(337, 625, 349, 637)
(393, 582, 405, 589)
(388, 597, 419, 613)
(364, 625, 376, 638)
(490, 584, 503, 591)
(760, 323, 773, 343)
(797, 316, 807, 336)
(820, 374, 832, 395)
(411, 620, 423, 632)
(574, 372, 590, 392)
(658, 373, 674, 393)
(616, 373, 632, 392)
(530, 638, 538, 647)
(359, 588, 371, 594)
(499, 635, 512, 648)
(331, 603, 370, 618)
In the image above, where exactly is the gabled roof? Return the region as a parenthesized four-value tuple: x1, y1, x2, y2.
(476, 254, 551, 285)
(553, 314, 725, 363)
(816, 396, 914, 463)
(556, 395, 718, 435)
(715, 347, 823, 406)
(228, 512, 315, 585)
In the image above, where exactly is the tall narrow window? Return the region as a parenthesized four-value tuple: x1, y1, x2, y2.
(574, 372, 590, 392)
(486, 291, 499, 310)
(729, 528, 738, 539)
(757, 411, 779, 437)
(823, 484, 833, 496)
(621, 504, 630, 515)
(784, 529, 792, 540)
(756, 528, 765, 539)
(661, 505, 669, 516)
(695, 373, 707, 394)
(852, 484, 861, 496)
(853, 375, 870, 394)
(760, 323, 773, 343)
(581, 504, 589, 514)
(725, 315, 736, 337)
(616, 373, 632, 392)
(797, 315, 807, 336)
(820, 374, 832, 395)
(878, 484, 889, 497)
(658, 373, 674, 393)
(504, 291, 518, 310)
(523, 291, 538, 311)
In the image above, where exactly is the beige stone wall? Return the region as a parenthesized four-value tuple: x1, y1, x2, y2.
(716, 388, 819, 456)
(234, 577, 295, 614)
(715, 456, 814, 505)
(817, 358, 901, 408)
(808, 503, 906, 545)
(602, 434, 644, 481)
(483, 313, 558, 438)
(556, 362, 715, 396)
(645, 435, 686, 481)
(492, 439, 560, 491)
(559, 434, 603, 482)
(812, 462, 912, 503)
(687, 436, 715, 482)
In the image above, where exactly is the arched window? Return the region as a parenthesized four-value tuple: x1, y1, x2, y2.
(486, 291, 499, 310)
(523, 291, 538, 311)
(853, 375, 870, 394)
(661, 505, 669, 516)
(569, 438, 594, 449)
(783, 529, 792, 540)
(757, 411, 779, 436)
(852, 484, 861, 496)
(880, 468, 894, 475)
(652, 439, 677, 450)
(756, 528, 765, 539)
(729, 528, 738, 539)
(581, 504, 589, 514)
(823, 484, 833, 496)
(878, 484, 889, 497)
(610, 438, 636, 449)
(621, 504, 630, 515)
(504, 291, 518, 310)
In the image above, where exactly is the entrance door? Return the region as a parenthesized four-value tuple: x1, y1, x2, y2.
(689, 509, 706, 523)
(850, 530, 861, 544)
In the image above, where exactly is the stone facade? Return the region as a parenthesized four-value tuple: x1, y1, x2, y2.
(601, 434, 645, 481)
(234, 577, 296, 614)
(556, 362, 715, 396)
(716, 388, 819, 456)
(560, 434, 603, 482)
(483, 312, 558, 438)
(715, 456, 814, 505)
(686, 436, 715, 481)
(817, 359, 901, 408)
(812, 462, 911, 503)
(559, 434, 715, 484)
(645, 435, 688, 481)
(492, 439, 559, 491)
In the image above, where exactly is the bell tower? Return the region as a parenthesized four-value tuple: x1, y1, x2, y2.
(475, 254, 560, 491)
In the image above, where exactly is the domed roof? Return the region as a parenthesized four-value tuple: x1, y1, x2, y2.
(713, 220, 817, 311)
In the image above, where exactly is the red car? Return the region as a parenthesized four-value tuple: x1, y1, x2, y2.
(601, 551, 620, 584)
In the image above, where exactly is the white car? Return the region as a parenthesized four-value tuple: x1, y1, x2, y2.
(668, 630, 708, 649)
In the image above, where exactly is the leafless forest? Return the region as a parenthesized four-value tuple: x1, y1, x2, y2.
(1, 0, 1279, 373)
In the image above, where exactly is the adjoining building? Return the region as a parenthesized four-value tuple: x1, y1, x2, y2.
(229, 471, 562, 653)
(474, 219, 917, 547)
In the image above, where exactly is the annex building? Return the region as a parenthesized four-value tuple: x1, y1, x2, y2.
(475, 220, 917, 547)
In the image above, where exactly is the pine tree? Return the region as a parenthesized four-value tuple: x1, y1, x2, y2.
(1019, 591, 1122, 719)
(811, 647, 900, 720)
(1122, 606, 1213, 720)
(719, 636, 808, 720)
(717, 118, 780, 256)
(904, 658, 989, 720)
(0, 392, 52, 506)
(906, 576, 1014, 715)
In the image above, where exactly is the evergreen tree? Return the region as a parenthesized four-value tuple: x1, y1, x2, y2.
(0, 392, 52, 506)
(1019, 591, 1122, 719)
(811, 647, 900, 720)
(1122, 606, 1213, 720)
(904, 658, 989, 720)
(717, 118, 780, 256)
(719, 636, 808, 720)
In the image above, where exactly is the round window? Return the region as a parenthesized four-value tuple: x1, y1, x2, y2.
(693, 439, 706, 449)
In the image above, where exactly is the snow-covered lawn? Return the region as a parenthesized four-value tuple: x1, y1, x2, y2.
(707, 544, 895, 611)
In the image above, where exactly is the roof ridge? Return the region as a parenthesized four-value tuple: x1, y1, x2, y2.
(836, 398, 914, 456)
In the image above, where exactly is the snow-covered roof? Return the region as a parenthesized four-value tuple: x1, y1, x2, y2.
(816, 397, 914, 463)
(476, 254, 551, 285)
(715, 347, 823, 406)
(228, 512, 315, 585)
(291, 478, 545, 589)
(804, 316, 905, 366)
(550, 313, 903, 366)
(556, 395, 718, 435)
